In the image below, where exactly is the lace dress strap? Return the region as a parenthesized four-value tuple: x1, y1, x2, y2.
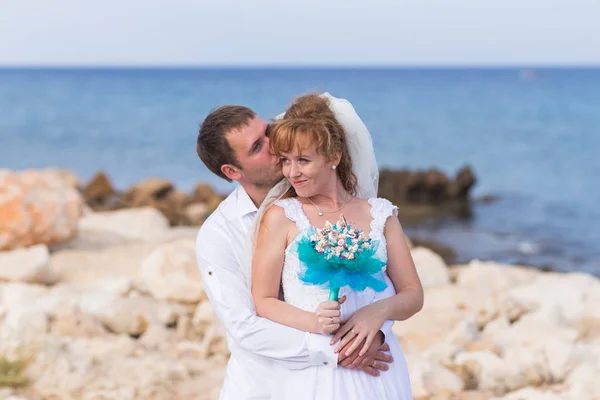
(367, 198, 399, 244)
(274, 198, 311, 231)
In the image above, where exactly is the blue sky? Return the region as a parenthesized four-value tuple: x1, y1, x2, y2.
(1, 0, 599, 66)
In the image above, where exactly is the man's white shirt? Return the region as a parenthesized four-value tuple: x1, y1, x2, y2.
(195, 185, 338, 400)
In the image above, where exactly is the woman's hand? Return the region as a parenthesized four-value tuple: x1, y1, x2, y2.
(330, 302, 387, 357)
(314, 296, 346, 334)
(314, 300, 341, 334)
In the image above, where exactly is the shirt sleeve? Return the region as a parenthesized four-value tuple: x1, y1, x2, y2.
(196, 225, 338, 370)
(380, 320, 394, 346)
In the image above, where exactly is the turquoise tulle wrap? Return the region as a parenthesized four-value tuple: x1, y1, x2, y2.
(294, 227, 388, 301)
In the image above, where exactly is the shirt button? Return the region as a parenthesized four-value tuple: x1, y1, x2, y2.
(208, 271, 213, 276)
(323, 362, 328, 365)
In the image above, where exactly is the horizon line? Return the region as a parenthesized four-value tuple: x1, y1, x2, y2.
(1, 62, 600, 70)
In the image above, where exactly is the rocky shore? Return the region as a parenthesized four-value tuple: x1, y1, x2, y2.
(1, 168, 599, 400)
(76, 166, 477, 228)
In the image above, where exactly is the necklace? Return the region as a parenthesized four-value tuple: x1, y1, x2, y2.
(307, 194, 352, 216)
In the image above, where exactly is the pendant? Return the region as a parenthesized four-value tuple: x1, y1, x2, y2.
(318, 211, 323, 216)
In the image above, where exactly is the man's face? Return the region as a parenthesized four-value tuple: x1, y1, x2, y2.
(225, 115, 283, 189)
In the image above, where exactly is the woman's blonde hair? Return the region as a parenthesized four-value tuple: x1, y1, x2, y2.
(269, 94, 358, 195)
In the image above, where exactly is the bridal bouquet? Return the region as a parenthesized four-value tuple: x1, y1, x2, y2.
(296, 214, 388, 301)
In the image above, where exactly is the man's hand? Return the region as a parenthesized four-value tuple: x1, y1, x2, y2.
(337, 331, 393, 377)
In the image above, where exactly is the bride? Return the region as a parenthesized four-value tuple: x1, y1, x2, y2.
(250, 93, 423, 399)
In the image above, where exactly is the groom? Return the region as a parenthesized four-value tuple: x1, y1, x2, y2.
(195, 102, 393, 399)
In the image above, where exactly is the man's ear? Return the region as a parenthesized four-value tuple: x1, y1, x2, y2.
(221, 164, 242, 181)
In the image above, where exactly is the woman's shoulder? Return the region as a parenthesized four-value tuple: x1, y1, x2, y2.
(355, 196, 397, 208)
(274, 196, 302, 209)
(366, 196, 395, 205)
(365, 197, 399, 216)
(262, 202, 290, 224)
(266, 197, 302, 224)
(349, 196, 395, 208)
(366, 197, 396, 207)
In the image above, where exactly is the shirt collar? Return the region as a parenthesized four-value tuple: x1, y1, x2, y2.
(236, 185, 258, 217)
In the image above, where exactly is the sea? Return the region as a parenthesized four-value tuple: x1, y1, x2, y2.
(1, 67, 598, 275)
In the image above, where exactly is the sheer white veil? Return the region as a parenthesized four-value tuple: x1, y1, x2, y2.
(244, 93, 379, 285)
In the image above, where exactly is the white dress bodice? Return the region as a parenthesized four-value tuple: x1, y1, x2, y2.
(268, 197, 413, 400)
(274, 197, 398, 314)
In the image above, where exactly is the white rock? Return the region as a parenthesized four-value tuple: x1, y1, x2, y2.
(49, 241, 155, 284)
(445, 314, 480, 347)
(28, 337, 109, 396)
(483, 312, 578, 352)
(78, 207, 170, 242)
(410, 247, 450, 286)
(498, 292, 537, 323)
(542, 340, 577, 382)
(157, 226, 201, 242)
(493, 387, 568, 400)
(81, 388, 136, 400)
(502, 345, 553, 389)
(139, 324, 177, 350)
(0, 306, 49, 355)
(89, 276, 133, 296)
(421, 284, 476, 309)
(0, 388, 17, 400)
(193, 301, 217, 330)
(198, 323, 228, 358)
(16, 334, 223, 400)
(518, 304, 570, 328)
(501, 273, 595, 325)
(392, 303, 466, 355)
(0, 245, 53, 284)
(50, 305, 108, 338)
(0, 282, 49, 308)
(183, 203, 210, 225)
(77, 291, 121, 317)
(78, 294, 184, 335)
(455, 350, 518, 395)
(138, 239, 205, 303)
(566, 363, 600, 400)
(421, 342, 462, 365)
(456, 260, 538, 295)
(482, 315, 511, 337)
(419, 284, 498, 330)
(408, 357, 464, 398)
(45, 278, 131, 310)
(582, 278, 600, 320)
(34, 283, 103, 315)
(90, 298, 150, 336)
(177, 341, 208, 358)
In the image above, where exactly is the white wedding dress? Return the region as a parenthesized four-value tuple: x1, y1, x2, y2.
(269, 197, 413, 400)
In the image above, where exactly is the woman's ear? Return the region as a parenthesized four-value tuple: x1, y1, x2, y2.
(333, 151, 342, 168)
(221, 164, 242, 181)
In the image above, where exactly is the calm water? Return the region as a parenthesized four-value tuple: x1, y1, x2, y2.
(1, 67, 598, 274)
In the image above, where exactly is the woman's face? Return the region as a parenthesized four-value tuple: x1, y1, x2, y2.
(279, 143, 338, 198)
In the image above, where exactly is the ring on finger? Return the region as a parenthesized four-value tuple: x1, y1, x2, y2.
(329, 317, 334, 324)
(372, 360, 377, 368)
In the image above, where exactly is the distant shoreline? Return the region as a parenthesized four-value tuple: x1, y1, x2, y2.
(2, 65, 600, 71)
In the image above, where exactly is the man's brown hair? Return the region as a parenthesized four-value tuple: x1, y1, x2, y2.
(197, 105, 256, 182)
